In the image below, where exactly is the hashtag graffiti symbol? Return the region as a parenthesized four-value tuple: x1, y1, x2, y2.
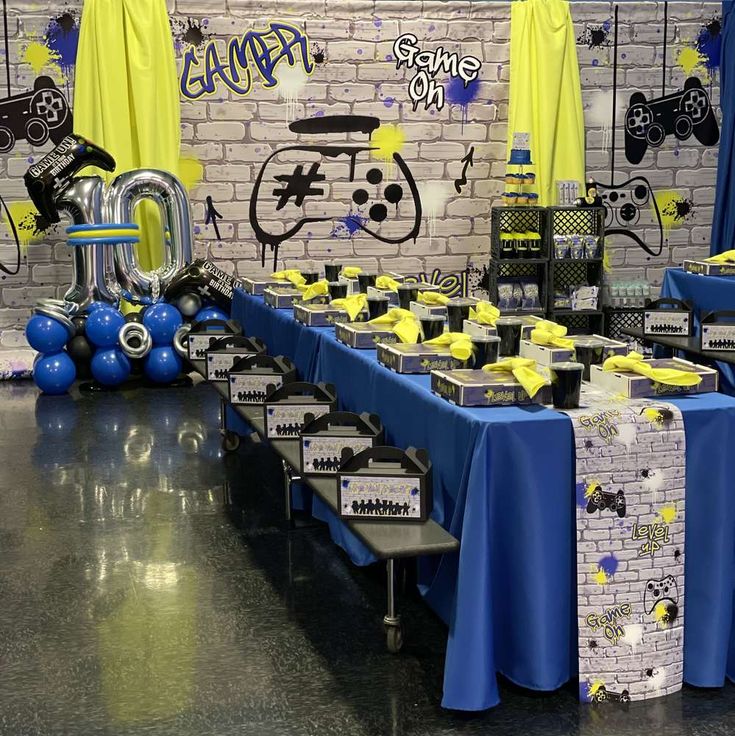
(272, 162, 326, 210)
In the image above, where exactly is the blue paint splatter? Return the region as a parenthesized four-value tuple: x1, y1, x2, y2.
(696, 16, 722, 74)
(383, 97, 394, 108)
(592, 59, 599, 67)
(331, 213, 368, 239)
(385, 54, 394, 62)
(598, 554, 619, 577)
(315, 110, 325, 117)
(193, 225, 201, 235)
(446, 76, 481, 128)
(575, 482, 587, 508)
(428, 24, 436, 32)
(373, 18, 382, 28)
(44, 12, 79, 75)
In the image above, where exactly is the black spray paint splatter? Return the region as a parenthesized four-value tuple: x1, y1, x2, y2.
(662, 196, 695, 224)
(465, 263, 490, 296)
(577, 19, 612, 50)
(311, 42, 325, 65)
(171, 18, 210, 52)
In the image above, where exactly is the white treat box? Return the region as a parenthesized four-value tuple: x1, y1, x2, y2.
(519, 335, 628, 366)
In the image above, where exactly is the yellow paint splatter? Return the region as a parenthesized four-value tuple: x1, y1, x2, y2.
(602, 246, 611, 274)
(588, 679, 605, 697)
(178, 155, 203, 191)
(677, 47, 708, 78)
(594, 566, 608, 586)
(23, 41, 59, 74)
(643, 408, 664, 427)
(657, 505, 677, 524)
(584, 480, 601, 499)
(653, 190, 687, 236)
(654, 601, 671, 625)
(4, 200, 45, 247)
(371, 124, 405, 176)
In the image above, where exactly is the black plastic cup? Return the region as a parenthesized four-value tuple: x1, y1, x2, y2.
(357, 271, 378, 293)
(328, 281, 348, 300)
(495, 317, 523, 356)
(302, 271, 320, 285)
(367, 295, 389, 320)
(573, 338, 606, 381)
(472, 335, 501, 367)
(397, 284, 419, 310)
(420, 316, 445, 342)
(446, 298, 474, 333)
(324, 263, 342, 282)
(514, 239, 529, 259)
(500, 240, 515, 259)
(549, 362, 584, 409)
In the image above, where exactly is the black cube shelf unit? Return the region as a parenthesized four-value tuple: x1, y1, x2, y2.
(489, 205, 606, 334)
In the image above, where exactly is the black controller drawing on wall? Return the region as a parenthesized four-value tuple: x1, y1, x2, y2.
(586, 485, 626, 518)
(625, 77, 719, 165)
(249, 115, 422, 269)
(0, 76, 72, 153)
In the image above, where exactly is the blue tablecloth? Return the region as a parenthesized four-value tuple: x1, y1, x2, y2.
(231, 288, 735, 711)
(661, 267, 735, 395)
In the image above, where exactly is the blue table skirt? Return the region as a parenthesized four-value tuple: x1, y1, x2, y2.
(661, 268, 735, 395)
(232, 288, 735, 711)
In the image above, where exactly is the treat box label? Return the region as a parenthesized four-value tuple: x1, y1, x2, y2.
(206, 350, 259, 381)
(264, 286, 303, 308)
(462, 319, 498, 338)
(701, 323, 735, 352)
(409, 301, 447, 320)
(188, 333, 227, 361)
(683, 260, 735, 277)
(431, 369, 552, 406)
(264, 403, 332, 439)
(644, 309, 692, 336)
(377, 343, 467, 374)
(293, 302, 366, 327)
(589, 358, 718, 398)
(338, 474, 427, 521)
(366, 285, 399, 306)
(335, 322, 399, 349)
(301, 435, 376, 475)
(242, 276, 282, 295)
(229, 373, 283, 405)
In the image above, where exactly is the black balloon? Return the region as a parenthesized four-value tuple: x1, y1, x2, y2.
(71, 315, 88, 337)
(67, 335, 94, 365)
(125, 311, 144, 324)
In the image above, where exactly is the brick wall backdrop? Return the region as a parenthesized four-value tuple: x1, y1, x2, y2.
(0, 0, 722, 367)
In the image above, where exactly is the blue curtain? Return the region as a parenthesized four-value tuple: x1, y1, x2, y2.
(711, 1, 735, 255)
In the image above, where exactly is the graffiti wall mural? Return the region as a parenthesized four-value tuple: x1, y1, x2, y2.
(0, 0, 724, 364)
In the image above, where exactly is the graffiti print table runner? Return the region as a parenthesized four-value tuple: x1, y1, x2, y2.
(567, 386, 685, 704)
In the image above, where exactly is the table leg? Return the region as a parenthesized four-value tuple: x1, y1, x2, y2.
(384, 558, 404, 653)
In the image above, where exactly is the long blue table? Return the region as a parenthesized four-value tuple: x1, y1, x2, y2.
(661, 267, 735, 395)
(232, 288, 735, 711)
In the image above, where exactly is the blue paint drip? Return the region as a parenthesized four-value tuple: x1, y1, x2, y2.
(45, 13, 79, 74)
(575, 482, 587, 508)
(598, 554, 619, 577)
(446, 76, 481, 129)
(696, 17, 722, 73)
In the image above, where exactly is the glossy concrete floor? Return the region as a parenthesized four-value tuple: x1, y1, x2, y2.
(1, 380, 735, 736)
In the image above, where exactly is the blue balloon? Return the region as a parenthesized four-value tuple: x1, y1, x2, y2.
(33, 351, 76, 395)
(194, 306, 229, 324)
(25, 314, 70, 353)
(86, 301, 116, 313)
(91, 347, 131, 386)
(144, 346, 182, 384)
(86, 308, 125, 348)
(143, 302, 183, 345)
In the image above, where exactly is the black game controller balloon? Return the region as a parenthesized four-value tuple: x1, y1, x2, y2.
(163, 259, 238, 312)
(24, 134, 116, 223)
(625, 77, 719, 165)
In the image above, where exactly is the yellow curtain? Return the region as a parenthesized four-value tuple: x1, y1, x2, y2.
(74, 0, 180, 270)
(508, 0, 585, 206)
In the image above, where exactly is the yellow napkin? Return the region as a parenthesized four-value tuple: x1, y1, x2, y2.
(375, 275, 400, 291)
(482, 357, 548, 398)
(331, 294, 368, 322)
(603, 351, 702, 387)
(418, 291, 450, 306)
(531, 326, 575, 350)
(535, 319, 567, 337)
(341, 266, 363, 279)
(300, 278, 329, 301)
(705, 250, 735, 264)
(424, 332, 473, 361)
(368, 307, 419, 343)
(469, 301, 501, 326)
(271, 269, 306, 287)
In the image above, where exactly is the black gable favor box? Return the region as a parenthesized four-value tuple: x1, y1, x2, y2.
(263, 382, 338, 439)
(205, 335, 267, 382)
(337, 446, 432, 522)
(701, 310, 735, 352)
(643, 297, 693, 337)
(228, 353, 297, 406)
(300, 411, 384, 476)
(187, 319, 242, 361)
